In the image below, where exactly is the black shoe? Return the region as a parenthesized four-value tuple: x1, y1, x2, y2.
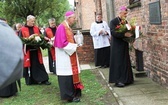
(99, 66, 103, 68)
(68, 97, 80, 102)
(115, 82, 125, 87)
(103, 65, 108, 68)
(73, 97, 80, 102)
(41, 81, 51, 85)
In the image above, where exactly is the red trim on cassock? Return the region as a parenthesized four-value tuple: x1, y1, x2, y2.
(45, 27, 56, 60)
(21, 26, 43, 67)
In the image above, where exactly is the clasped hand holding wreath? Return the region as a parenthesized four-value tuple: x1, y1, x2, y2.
(115, 17, 141, 43)
(20, 34, 52, 50)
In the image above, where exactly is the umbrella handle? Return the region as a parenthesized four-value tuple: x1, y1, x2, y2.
(28, 67, 31, 77)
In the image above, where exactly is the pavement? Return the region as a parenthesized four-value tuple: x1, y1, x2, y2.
(43, 57, 168, 105)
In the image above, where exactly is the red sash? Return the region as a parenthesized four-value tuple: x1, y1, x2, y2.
(21, 26, 43, 67)
(62, 22, 80, 84)
(62, 22, 84, 90)
(45, 27, 56, 60)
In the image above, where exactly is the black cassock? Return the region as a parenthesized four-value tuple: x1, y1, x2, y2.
(23, 50, 49, 85)
(0, 82, 18, 97)
(94, 46, 110, 67)
(109, 17, 134, 84)
(21, 26, 49, 85)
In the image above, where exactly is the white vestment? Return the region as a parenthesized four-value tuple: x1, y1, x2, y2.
(55, 43, 80, 75)
(90, 21, 111, 49)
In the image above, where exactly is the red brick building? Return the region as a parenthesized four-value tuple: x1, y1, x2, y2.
(74, 0, 168, 88)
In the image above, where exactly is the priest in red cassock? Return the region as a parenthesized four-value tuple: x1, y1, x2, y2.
(19, 15, 51, 85)
(44, 18, 57, 74)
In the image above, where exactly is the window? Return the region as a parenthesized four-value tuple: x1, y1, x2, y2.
(129, 0, 140, 5)
(149, 1, 161, 24)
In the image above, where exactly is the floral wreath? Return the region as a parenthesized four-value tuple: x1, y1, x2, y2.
(20, 34, 53, 50)
(115, 17, 141, 43)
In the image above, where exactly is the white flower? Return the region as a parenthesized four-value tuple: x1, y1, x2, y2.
(126, 24, 131, 30)
(51, 37, 55, 41)
(29, 35, 35, 39)
(48, 41, 53, 46)
(35, 36, 41, 42)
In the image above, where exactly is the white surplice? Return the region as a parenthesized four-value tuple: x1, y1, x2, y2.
(55, 43, 81, 75)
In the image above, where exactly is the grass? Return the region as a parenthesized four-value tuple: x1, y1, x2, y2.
(0, 49, 114, 105)
(0, 70, 108, 105)
(41, 49, 48, 57)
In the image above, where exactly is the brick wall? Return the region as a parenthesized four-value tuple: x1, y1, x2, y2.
(75, 0, 109, 30)
(76, 30, 94, 64)
(113, 0, 168, 87)
(75, 0, 168, 87)
(80, 0, 96, 30)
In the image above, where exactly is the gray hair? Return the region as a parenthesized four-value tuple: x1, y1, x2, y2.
(16, 23, 22, 27)
(48, 18, 55, 22)
(27, 15, 35, 21)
